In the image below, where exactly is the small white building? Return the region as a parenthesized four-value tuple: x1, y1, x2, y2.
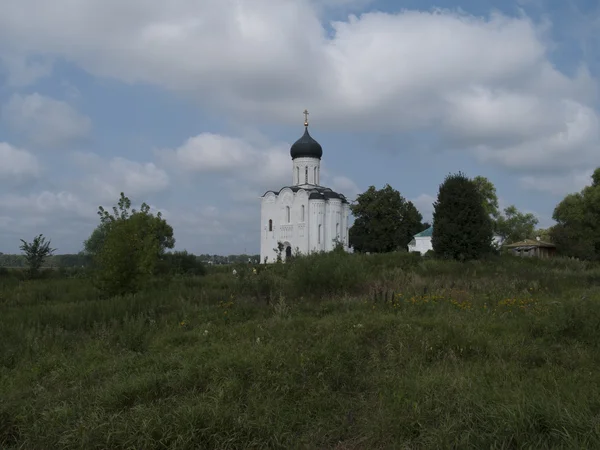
(408, 226, 505, 255)
(407, 226, 434, 255)
(260, 113, 351, 263)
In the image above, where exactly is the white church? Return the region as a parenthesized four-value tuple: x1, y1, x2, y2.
(260, 111, 351, 263)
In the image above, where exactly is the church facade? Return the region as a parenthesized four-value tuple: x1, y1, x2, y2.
(260, 112, 351, 263)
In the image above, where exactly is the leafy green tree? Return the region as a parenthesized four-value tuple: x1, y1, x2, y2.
(551, 168, 600, 260)
(83, 224, 108, 258)
(432, 172, 493, 260)
(91, 192, 175, 295)
(495, 205, 539, 244)
(349, 184, 424, 253)
(535, 227, 553, 243)
(19, 234, 56, 277)
(473, 175, 500, 219)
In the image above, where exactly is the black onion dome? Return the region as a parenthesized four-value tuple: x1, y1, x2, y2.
(290, 127, 323, 160)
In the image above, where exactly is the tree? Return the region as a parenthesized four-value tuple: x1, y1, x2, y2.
(550, 168, 600, 260)
(473, 176, 500, 219)
(534, 227, 553, 243)
(349, 184, 425, 253)
(432, 172, 493, 260)
(90, 192, 175, 295)
(19, 234, 56, 278)
(495, 205, 539, 244)
(83, 224, 108, 258)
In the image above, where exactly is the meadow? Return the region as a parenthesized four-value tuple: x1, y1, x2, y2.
(2, 251, 600, 449)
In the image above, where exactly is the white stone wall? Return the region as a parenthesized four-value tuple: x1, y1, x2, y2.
(260, 189, 350, 263)
(292, 157, 321, 186)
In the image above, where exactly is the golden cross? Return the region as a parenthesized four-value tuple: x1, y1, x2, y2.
(303, 109, 309, 126)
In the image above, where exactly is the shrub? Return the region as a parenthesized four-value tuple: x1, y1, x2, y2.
(90, 193, 175, 296)
(159, 251, 206, 277)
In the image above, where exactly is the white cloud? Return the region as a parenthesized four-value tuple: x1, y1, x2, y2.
(0, 142, 41, 180)
(328, 175, 361, 201)
(465, 97, 599, 172)
(72, 152, 170, 203)
(159, 132, 290, 189)
(2, 93, 91, 148)
(520, 169, 594, 196)
(0, 53, 53, 87)
(0, 1, 596, 177)
(0, 191, 93, 219)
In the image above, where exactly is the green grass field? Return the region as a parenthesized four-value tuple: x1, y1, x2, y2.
(2, 253, 600, 449)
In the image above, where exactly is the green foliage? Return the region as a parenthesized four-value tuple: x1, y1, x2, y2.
(551, 168, 600, 260)
(91, 193, 175, 296)
(18, 234, 56, 278)
(473, 175, 500, 219)
(535, 227, 553, 243)
(350, 184, 424, 253)
(3, 253, 600, 448)
(82, 224, 108, 258)
(432, 172, 494, 260)
(159, 251, 206, 276)
(495, 205, 539, 244)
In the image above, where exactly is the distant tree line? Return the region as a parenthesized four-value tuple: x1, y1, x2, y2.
(0, 251, 258, 268)
(348, 169, 600, 261)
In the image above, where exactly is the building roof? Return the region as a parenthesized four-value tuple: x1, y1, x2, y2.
(413, 226, 433, 238)
(290, 126, 323, 160)
(504, 239, 556, 248)
(261, 185, 348, 204)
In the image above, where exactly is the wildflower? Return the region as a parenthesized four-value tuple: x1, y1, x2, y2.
(256, 337, 261, 344)
(203, 329, 209, 336)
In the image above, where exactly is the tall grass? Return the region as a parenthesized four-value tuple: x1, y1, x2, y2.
(2, 251, 600, 448)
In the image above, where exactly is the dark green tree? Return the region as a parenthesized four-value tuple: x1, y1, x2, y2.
(431, 172, 493, 260)
(19, 234, 56, 278)
(349, 184, 424, 253)
(551, 168, 600, 260)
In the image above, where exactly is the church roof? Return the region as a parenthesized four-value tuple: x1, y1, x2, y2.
(290, 126, 323, 160)
(261, 185, 348, 204)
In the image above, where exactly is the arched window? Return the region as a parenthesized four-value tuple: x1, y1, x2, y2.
(296, 166, 300, 184)
(268, 219, 272, 232)
(305, 166, 308, 184)
(336, 222, 339, 238)
(314, 167, 317, 185)
(318, 224, 322, 244)
(301, 205, 305, 222)
(286, 206, 291, 223)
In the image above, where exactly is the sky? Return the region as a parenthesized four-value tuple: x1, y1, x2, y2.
(0, 0, 599, 255)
